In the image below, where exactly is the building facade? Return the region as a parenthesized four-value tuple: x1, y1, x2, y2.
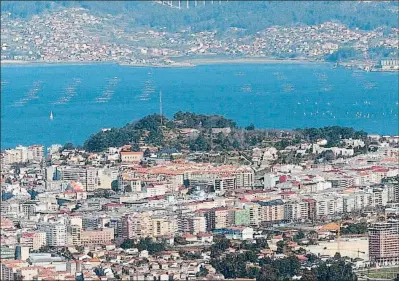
(369, 220, 399, 266)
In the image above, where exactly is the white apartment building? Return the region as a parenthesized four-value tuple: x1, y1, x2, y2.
(233, 168, 254, 189)
(146, 184, 167, 197)
(2, 145, 44, 165)
(214, 176, 237, 194)
(343, 195, 356, 213)
(264, 173, 279, 189)
(191, 216, 206, 234)
(118, 174, 142, 193)
(387, 183, 399, 203)
(58, 166, 99, 191)
(315, 196, 343, 217)
(37, 222, 67, 247)
(28, 145, 44, 161)
(1, 201, 20, 217)
(67, 225, 82, 246)
(284, 201, 302, 221)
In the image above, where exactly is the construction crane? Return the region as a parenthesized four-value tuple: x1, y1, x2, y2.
(324, 247, 366, 258)
(319, 221, 342, 253)
(354, 249, 366, 258)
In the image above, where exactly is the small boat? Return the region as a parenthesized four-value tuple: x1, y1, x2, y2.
(50, 111, 54, 120)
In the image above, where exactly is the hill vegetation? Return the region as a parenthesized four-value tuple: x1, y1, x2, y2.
(83, 112, 367, 153)
(2, 1, 398, 32)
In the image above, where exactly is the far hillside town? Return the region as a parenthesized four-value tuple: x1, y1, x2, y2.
(1, 8, 399, 71)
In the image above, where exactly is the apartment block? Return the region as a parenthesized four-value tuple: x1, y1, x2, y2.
(19, 232, 46, 250)
(369, 220, 399, 266)
(80, 228, 114, 246)
(37, 222, 67, 247)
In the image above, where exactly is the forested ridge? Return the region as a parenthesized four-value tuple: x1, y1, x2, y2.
(83, 112, 367, 152)
(2, 1, 398, 32)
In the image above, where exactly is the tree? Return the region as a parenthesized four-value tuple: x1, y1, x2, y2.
(62, 142, 75, 150)
(143, 148, 151, 157)
(323, 150, 336, 162)
(210, 237, 231, 258)
(245, 123, 255, 130)
(120, 239, 135, 249)
(197, 265, 209, 277)
(315, 257, 357, 281)
(247, 267, 260, 279)
(300, 269, 317, 281)
(341, 222, 368, 235)
(276, 240, 286, 254)
(294, 230, 305, 242)
(256, 238, 269, 249)
(257, 265, 278, 281)
(111, 180, 119, 192)
(131, 143, 140, 152)
(190, 135, 210, 151)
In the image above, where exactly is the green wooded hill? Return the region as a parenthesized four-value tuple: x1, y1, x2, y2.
(83, 112, 367, 152)
(2, 1, 398, 32)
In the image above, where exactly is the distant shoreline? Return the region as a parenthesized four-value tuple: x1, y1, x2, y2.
(0, 60, 116, 67)
(3, 58, 394, 72)
(1, 57, 324, 68)
(180, 57, 322, 65)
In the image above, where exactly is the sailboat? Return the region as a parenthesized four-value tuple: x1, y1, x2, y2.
(50, 111, 54, 120)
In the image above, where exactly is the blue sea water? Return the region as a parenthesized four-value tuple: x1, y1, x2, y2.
(1, 63, 398, 149)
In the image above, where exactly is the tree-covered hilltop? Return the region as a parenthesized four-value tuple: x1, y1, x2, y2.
(83, 112, 368, 152)
(2, 1, 398, 32)
(173, 111, 237, 129)
(83, 112, 237, 152)
(296, 126, 367, 147)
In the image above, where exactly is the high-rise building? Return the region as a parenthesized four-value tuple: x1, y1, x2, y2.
(387, 183, 399, 203)
(27, 145, 44, 162)
(369, 220, 399, 266)
(255, 199, 284, 223)
(37, 223, 67, 247)
(122, 212, 153, 239)
(67, 225, 81, 246)
(284, 201, 302, 221)
(233, 168, 254, 189)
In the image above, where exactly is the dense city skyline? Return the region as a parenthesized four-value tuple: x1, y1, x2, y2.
(1, 1, 398, 281)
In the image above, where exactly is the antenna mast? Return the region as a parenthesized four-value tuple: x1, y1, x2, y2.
(160, 90, 163, 126)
